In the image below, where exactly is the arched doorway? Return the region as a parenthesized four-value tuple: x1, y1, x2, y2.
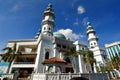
(65, 57, 74, 73)
(45, 52, 49, 59)
(65, 57, 71, 63)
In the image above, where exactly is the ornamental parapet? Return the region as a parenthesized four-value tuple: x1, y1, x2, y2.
(88, 37, 98, 41)
(41, 20, 55, 27)
(87, 29, 96, 35)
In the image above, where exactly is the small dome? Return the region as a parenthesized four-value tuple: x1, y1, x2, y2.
(87, 22, 91, 26)
(53, 32, 66, 39)
(48, 3, 52, 8)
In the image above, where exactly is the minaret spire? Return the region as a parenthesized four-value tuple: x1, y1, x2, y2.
(86, 22, 98, 48)
(41, 3, 55, 36)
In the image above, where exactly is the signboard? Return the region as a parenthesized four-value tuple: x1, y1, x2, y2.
(0, 62, 10, 75)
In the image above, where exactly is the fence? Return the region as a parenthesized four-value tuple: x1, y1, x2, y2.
(31, 73, 109, 80)
(0, 74, 14, 80)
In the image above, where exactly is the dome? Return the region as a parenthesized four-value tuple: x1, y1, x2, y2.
(87, 22, 91, 26)
(53, 32, 66, 39)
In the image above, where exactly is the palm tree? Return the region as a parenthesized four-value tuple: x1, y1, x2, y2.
(2, 43, 17, 62)
(64, 46, 80, 73)
(82, 50, 95, 73)
(2, 43, 18, 73)
(110, 56, 120, 69)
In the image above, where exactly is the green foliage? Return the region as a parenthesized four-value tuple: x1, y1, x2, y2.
(98, 56, 120, 73)
(109, 56, 120, 69)
(82, 50, 95, 64)
(64, 46, 80, 57)
(82, 50, 95, 72)
(96, 64, 113, 73)
(64, 46, 80, 73)
(2, 43, 17, 62)
(64, 47, 95, 72)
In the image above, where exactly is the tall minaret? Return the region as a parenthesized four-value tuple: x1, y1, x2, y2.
(86, 22, 106, 72)
(41, 3, 55, 36)
(34, 3, 55, 73)
(86, 22, 98, 48)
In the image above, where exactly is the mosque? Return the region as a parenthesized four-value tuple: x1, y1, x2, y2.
(0, 3, 107, 79)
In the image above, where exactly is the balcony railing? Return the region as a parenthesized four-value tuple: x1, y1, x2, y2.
(20, 51, 37, 54)
(31, 73, 109, 80)
(14, 62, 35, 64)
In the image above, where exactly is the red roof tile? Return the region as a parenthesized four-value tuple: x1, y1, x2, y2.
(42, 57, 67, 64)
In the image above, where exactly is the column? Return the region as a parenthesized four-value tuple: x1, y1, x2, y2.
(109, 48, 114, 58)
(106, 49, 111, 59)
(117, 45, 120, 56)
(59, 52, 62, 59)
(53, 44, 57, 57)
(78, 55, 83, 73)
(114, 46, 119, 56)
(34, 40, 43, 73)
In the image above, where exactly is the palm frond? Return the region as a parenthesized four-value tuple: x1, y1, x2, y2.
(12, 43, 17, 53)
(2, 43, 17, 62)
(64, 46, 80, 57)
(82, 50, 95, 64)
(3, 47, 12, 54)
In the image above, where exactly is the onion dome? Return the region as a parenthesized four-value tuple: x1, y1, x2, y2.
(53, 32, 66, 39)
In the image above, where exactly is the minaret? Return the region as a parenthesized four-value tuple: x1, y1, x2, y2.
(34, 3, 55, 73)
(86, 22, 98, 48)
(41, 3, 55, 36)
(86, 22, 106, 72)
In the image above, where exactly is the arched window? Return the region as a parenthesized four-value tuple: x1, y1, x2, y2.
(49, 27, 51, 30)
(65, 57, 71, 63)
(91, 43, 93, 45)
(94, 42, 96, 45)
(44, 27, 46, 30)
(45, 52, 49, 59)
(48, 66, 53, 73)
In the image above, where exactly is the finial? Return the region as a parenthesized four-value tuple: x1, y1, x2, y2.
(48, 2, 52, 8)
(87, 22, 91, 26)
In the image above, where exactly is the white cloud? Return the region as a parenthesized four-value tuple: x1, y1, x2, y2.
(77, 6, 85, 14)
(57, 29, 85, 40)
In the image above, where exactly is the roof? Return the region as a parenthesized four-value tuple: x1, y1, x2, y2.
(53, 32, 66, 40)
(42, 57, 67, 64)
(8, 39, 37, 43)
(105, 41, 120, 48)
(74, 41, 87, 46)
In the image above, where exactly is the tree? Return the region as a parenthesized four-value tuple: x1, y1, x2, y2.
(2, 43, 17, 62)
(2, 43, 20, 73)
(64, 46, 80, 73)
(110, 56, 120, 69)
(82, 50, 95, 73)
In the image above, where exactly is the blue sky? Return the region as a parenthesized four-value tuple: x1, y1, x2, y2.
(0, 0, 120, 52)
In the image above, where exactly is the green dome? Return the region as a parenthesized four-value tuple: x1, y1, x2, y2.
(53, 32, 66, 39)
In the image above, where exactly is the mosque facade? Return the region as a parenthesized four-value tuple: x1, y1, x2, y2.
(0, 3, 107, 79)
